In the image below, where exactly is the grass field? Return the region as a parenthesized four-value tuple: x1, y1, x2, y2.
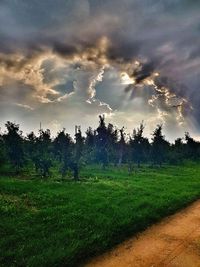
(1, 163, 200, 267)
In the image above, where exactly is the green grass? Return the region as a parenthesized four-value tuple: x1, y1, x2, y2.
(1, 163, 200, 266)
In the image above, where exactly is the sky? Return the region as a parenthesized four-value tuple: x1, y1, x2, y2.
(0, 0, 200, 140)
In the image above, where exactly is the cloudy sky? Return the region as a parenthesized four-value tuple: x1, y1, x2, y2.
(0, 0, 200, 140)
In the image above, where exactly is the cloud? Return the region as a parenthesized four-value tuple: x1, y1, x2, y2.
(0, 0, 200, 139)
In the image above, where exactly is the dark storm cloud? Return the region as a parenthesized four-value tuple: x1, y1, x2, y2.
(106, 39, 141, 62)
(132, 62, 157, 84)
(52, 42, 78, 57)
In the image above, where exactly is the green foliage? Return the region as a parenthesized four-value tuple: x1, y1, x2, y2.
(74, 126, 84, 164)
(3, 122, 25, 172)
(84, 127, 96, 164)
(53, 129, 73, 162)
(185, 132, 200, 160)
(95, 115, 109, 167)
(151, 125, 170, 166)
(53, 129, 74, 178)
(0, 135, 6, 167)
(27, 129, 53, 178)
(1, 118, 200, 174)
(1, 163, 200, 266)
(117, 127, 126, 166)
(129, 123, 150, 167)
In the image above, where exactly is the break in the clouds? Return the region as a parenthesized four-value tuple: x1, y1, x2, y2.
(0, 0, 200, 140)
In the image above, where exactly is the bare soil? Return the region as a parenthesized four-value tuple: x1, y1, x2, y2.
(85, 200, 200, 267)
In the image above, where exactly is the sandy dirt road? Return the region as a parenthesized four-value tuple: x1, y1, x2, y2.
(85, 200, 200, 267)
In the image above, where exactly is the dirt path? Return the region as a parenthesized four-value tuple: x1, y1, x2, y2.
(85, 200, 200, 267)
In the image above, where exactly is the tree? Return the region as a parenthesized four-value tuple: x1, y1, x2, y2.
(74, 126, 84, 163)
(34, 129, 53, 178)
(129, 123, 150, 167)
(151, 125, 170, 166)
(72, 126, 85, 180)
(54, 129, 74, 178)
(0, 130, 6, 167)
(53, 129, 72, 162)
(117, 127, 126, 166)
(169, 137, 185, 164)
(185, 132, 200, 160)
(26, 131, 36, 155)
(84, 127, 96, 164)
(55, 126, 84, 181)
(95, 115, 108, 168)
(3, 122, 25, 172)
(107, 123, 118, 164)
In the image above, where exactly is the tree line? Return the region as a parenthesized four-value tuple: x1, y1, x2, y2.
(0, 115, 200, 180)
